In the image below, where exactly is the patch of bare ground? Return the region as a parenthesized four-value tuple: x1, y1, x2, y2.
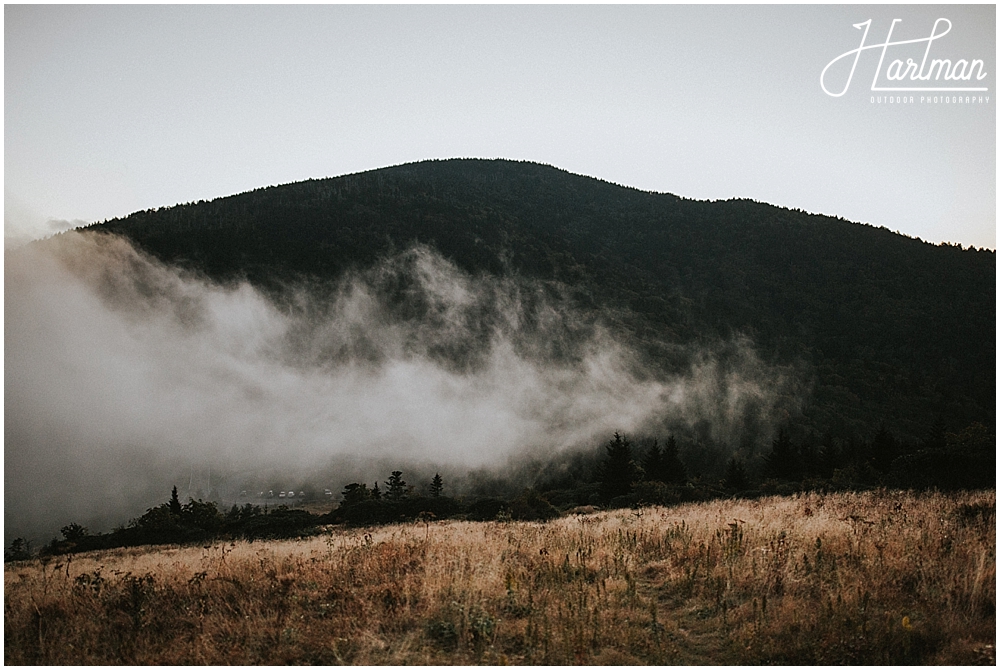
(5, 489, 994, 664)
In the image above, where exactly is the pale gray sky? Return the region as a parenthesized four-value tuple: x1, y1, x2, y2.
(5, 4, 996, 248)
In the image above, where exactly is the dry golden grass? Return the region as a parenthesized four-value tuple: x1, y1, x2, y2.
(5, 489, 995, 664)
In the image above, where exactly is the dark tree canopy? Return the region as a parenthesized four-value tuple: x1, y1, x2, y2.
(60, 523, 89, 542)
(662, 435, 687, 485)
(386, 471, 407, 500)
(429, 473, 444, 497)
(766, 429, 799, 481)
(4, 538, 31, 562)
(342, 482, 369, 506)
(869, 425, 898, 474)
(169, 485, 182, 517)
(642, 440, 665, 483)
(80, 158, 993, 444)
(600, 432, 637, 503)
(724, 457, 749, 491)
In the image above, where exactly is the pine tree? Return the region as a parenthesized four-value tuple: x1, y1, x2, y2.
(386, 471, 407, 500)
(429, 473, 444, 497)
(766, 428, 798, 480)
(799, 437, 819, 478)
(724, 457, 749, 491)
(341, 482, 369, 506)
(818, 440, 839, 479)
(642, 440, 664, 482)
(169, 485, 182, 516)
(4, 537, 31, 562)
(600, 432, 636, 503)
(662, 435, 687, 484)
(371, 482, 382, 500)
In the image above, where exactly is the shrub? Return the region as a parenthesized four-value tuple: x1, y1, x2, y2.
(4, 538, 31, 562)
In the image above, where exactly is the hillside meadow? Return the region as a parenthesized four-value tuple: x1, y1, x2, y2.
(5, 489, 994, 665)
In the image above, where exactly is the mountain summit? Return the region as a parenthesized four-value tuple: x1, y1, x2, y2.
(84, 158, 993, 441)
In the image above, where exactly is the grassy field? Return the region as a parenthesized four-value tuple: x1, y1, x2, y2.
(5, 489, 994, 665)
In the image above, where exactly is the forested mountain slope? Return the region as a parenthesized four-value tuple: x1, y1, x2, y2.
(85, 158, 994, 442)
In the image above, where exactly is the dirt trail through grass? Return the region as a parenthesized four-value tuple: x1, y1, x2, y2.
(646, 588, 743, 665)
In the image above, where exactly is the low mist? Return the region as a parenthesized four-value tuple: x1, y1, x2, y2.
(6, 232, 798, 542)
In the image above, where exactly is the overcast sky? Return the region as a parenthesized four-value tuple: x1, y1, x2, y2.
(5, 4, 996, 249)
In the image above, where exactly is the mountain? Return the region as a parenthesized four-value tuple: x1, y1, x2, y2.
(84, 158, 994, 443)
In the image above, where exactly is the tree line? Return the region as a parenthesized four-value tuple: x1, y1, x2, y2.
(5, 420, 993, 562)
(587, 421, 993, 510)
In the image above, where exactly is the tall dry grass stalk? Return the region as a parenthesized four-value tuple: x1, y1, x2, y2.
(4, 489, 994, 664)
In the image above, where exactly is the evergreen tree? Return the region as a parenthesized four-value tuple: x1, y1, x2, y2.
(341, 482, 369, 506)
(818, 440, 839, 479)
(169, 485, 182, 516)
(766, 428, 798, 480)
(799, 437, 819, 478)
(386, 471, 407, 500)
(662, 435, 687, 485)
(724, 457, 749, 491)
(642, 440, 664, 482)
(4, 538, 31, 562)
(600, 432, 636, 503)
(371, 482, 382, 500)
(429, 473, 444, 497)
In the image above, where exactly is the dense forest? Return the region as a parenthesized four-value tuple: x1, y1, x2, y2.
(84, 158, 994, 444)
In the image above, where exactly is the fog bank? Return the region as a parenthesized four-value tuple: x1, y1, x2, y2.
(6, 232, 796, 541)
